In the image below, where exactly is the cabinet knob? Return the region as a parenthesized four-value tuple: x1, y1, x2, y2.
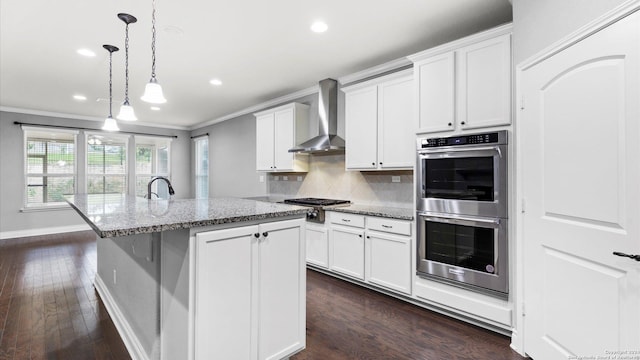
(366, 236, 370, 239)
(262, 232, 269, 237)
(461, 121, 466, 125)
(254, 233, 260, 238)
(358, 234, 362, 238)
(447, 122, 452, 126)
(379, 162, 382, 165)
(371, 162, 375, 166)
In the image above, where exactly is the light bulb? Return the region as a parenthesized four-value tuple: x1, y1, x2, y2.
(141, 78, 167, 104)
(117, 100, 138, 121)
(102, 116, 120, 131)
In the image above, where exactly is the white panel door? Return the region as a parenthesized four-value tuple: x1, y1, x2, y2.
(521, 11, 640, 359)
(256, 113, 275, 171)
(329, 226, 365, 280)
(195, 225, 258, 360)
(366, 231, 412, 294)
(378, 76, 414, 169)
(258, 219, 305, 360)
(416, 52, 455, 133)
(273, 108, 295, 171)
(345, 86, 378, 170)
(306, 224, 329, 268)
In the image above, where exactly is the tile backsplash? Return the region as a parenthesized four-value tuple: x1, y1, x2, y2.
(268, 154, 414, 208)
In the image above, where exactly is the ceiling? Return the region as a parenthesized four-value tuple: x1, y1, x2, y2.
(0, 0, 512, 130)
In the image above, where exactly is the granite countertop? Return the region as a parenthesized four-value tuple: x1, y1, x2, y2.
(65, 194, 309, 238)
(325, 204, 414, 221)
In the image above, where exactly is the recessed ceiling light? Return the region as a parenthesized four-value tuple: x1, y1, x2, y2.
(150, 106, 161, 111)
(210, 78, 223, 86)
(77, 48, 96, 57)
(73, 94, 87, 101)
(310, 21, 328, 33)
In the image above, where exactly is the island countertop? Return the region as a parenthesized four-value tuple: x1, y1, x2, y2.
(66, 194, 309, 238)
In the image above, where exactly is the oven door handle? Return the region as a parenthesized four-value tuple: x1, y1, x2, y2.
(418, 145, 503, 158)
(419, 213, 501, 225)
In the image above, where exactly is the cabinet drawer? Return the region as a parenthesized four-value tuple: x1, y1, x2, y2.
(367, 217, 411, 236)
(330, 212, 365, 228)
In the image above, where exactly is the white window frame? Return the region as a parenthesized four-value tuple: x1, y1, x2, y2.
(194, 136, 209, 199)
(85, 131, 130, 195)
(22, 126, 78, 210)
(135, 136, 172, 199)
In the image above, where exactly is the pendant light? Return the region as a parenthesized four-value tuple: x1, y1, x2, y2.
(141, 0, 166, 104)
(102, 45, 120, 132)
(116, 13, 138, 121)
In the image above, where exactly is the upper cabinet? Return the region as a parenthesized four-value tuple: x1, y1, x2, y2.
(343, 69, 414, 170)
(410, 24, 512, 134)
(255, 103, 309, 172)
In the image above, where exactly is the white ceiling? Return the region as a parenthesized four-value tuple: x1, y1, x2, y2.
(0, 0, 512, 130)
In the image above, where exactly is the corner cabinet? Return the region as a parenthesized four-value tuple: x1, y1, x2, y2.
(255, 103, 309, 172)
(194, 218, 306, 360)
(342, 70, 414, 170)
(410, 24, 512, 133)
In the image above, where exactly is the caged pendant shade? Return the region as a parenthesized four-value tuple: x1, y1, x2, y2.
(141, 0, 167, 104)
(117, 13, 138, 121)
(102, 45, 120, 132)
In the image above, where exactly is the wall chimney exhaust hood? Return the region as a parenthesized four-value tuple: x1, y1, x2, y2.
(288, 78, 345, 154)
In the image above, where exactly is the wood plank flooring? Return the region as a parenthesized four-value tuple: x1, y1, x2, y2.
(0, 231, 525, 360)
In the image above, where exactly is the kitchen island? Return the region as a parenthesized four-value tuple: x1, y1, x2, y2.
(66, 194, 308, 360)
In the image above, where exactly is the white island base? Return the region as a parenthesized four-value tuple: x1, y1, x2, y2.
(93, 217, 306, 360)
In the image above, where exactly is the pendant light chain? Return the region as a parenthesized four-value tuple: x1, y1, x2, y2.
(151, 0, 157, 79)
(109, 50, 114, 117)
(124, 23, 130, 101)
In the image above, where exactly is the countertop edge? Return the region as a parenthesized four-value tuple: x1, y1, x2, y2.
(325, 206, 414, 221)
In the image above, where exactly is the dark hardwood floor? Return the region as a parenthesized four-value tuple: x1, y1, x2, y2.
(0, 231, 525, 360)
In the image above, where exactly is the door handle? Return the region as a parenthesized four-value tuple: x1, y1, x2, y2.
(613, 252, 640, 261)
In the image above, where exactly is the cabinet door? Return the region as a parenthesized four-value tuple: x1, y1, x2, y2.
(345, 86, 378, 170)
(256, 113, 275, 171)
(416, 52, 455, 133)
(306, 224, 328, 268)
(366, 231, 412, 294)
(456, 34, 511, 129)
(329, 226, 365, 280)
(378, 76, 414, 169)
(195, 225, 259, 360)
(273, 108, 295, 171)
(258, 219, 306, 360)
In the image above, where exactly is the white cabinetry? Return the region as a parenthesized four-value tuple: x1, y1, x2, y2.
(343, 70, 414, 170)
(194, 218, 306, 360)
(305, 223, 328, 268)
(410, 25, 512, 133)
(326, 212, 412, 295)
(255, 103, 309, 172)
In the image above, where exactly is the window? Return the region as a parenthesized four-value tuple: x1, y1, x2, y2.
(87, 133, 129, 194)
(135, 136, 171, 198)
(23, 127, 77, 208)
(194, 137, 208, 199)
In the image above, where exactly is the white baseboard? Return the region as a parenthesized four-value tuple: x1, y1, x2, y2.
(0, 224, 92, 240)
(94, 274, 149, 360)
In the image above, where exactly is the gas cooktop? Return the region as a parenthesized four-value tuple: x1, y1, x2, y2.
(284, 198, 350, 207)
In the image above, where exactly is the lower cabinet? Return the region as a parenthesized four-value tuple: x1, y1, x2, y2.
(194, 218, 306, 360)
(325, 212, 412, 295)
(305, 223, 329, 268)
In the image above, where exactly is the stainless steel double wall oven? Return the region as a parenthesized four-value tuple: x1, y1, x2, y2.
(416, 131, 508, 297)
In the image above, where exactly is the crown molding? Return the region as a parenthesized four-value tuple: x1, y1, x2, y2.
(337, 57, 413, 86)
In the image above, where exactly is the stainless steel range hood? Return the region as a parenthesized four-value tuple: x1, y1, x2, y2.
(288, 78, 345, 153)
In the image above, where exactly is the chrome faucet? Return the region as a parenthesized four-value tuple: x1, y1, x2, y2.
(147, 176, 175, 199)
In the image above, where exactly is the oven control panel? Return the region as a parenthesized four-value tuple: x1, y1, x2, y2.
(420, 131, 505, 148)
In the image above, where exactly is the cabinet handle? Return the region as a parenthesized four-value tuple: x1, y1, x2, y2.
(342, 219, 351, 222)
(371, 162, 375, 166)
(461, 121, 466, 125)
(262, 232, 269, 237)
(254, 233, 260, 238)
(358, 234, 362, 238)
(379, 162, 382, 165)
(447, 122, 452, 126)
(366, 235, 371, 239)
(381, 224, 393, 229)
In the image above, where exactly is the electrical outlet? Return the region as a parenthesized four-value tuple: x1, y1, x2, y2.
(113, 269, 117, 284)
(391, 176, 401, 183)
(273, 176, 279, 181)
(259, 175, 265, 183)
(297, 176, 303, 182)
(283, 176, 288, 181)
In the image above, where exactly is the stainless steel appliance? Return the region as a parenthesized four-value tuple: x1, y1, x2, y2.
(284, 198, 350, 223)
(416, 131, 509, 297)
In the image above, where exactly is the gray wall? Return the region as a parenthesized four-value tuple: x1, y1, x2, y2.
(512, 0, 627, 63)
(0, 111, 191, 234)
